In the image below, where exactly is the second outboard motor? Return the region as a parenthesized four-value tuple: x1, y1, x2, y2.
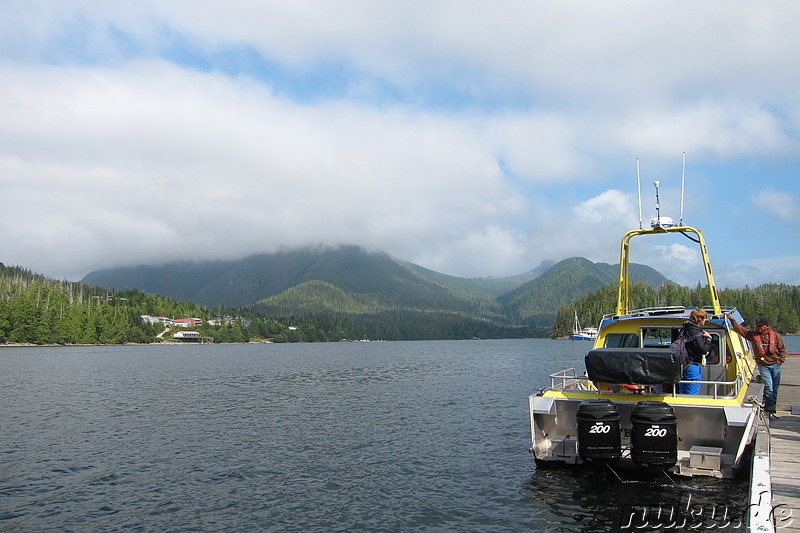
(576, 399, 621, 463)
(630, 401, 678, 470)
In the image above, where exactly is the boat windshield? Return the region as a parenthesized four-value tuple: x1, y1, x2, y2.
(604, 327, 723, 367)
(641, 327, 675, 347)
(604, 333, 639, 348)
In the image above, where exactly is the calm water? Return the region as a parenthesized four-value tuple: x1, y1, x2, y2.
(3, 338, 794, 532)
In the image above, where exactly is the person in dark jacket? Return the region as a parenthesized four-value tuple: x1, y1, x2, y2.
(724, 313, 787, 414)
(680, 308, 712, 394)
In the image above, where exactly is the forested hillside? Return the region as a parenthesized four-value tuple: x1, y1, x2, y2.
(0, 262, 529, 344)
(404, 259, 554, 299)
(1, 264, 190, 344)
(81, 247, 668, 327)
(0, 263, 351, 344)
(75, 248, 681, 340)
(251, 279, 534, 340)
(5, 259, 800, 345)
(551, 282, 800, 338)
(81, 246, 519, 309)
(499, 257, 669, 332)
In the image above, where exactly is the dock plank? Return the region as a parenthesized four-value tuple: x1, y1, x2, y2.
(769, 352, 800, 531)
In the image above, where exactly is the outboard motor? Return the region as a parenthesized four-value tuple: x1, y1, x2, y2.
(630, 401, 678, 470)
(576, 399, 621, 463)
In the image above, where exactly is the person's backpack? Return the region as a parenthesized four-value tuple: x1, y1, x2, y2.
(670, 332, 705, 367)
(669, 335, 690, 368)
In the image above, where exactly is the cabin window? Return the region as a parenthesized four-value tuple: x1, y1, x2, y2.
(604, 333, 639, 348)
(706, 333, 721, 365)
(641, 328, 673, 347)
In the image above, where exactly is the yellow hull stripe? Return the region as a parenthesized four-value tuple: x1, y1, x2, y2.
(541, 389, 749, 407)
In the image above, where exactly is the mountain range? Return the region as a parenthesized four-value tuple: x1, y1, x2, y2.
(81, 246, 669, 337)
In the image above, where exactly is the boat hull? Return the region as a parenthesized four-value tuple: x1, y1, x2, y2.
(530, 383, 763, 478)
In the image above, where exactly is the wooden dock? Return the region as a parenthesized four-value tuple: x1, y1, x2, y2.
(767, 352, 800, 531)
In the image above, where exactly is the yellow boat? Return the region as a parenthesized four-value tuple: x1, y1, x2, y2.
(529, 218, 762, 478)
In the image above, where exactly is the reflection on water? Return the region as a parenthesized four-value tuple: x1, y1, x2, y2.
(524, 461, 749, 532)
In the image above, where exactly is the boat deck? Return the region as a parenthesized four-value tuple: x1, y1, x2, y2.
(769, 353, 800, 530)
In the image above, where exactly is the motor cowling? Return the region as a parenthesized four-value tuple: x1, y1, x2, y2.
(576, 399, 621, 463)
(630, 401, 678, 470)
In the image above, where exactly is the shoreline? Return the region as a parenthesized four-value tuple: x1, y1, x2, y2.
(4, 336, 798, 349)
(0, 340, 275, 348)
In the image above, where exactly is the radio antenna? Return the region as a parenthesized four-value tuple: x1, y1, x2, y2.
(636, 159, 642, 229)
(679, 152, 686, 226)
(654, 180, 661, 222)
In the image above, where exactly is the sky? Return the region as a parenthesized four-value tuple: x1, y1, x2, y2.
(1, 1, 799, 289)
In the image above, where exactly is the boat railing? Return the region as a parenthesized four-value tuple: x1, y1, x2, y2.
(667, 374, 744, 399)
(547, 368, 597, 391)
(544, 368, 744, 399)
(602, 305, 742, 321)
(602, 306, 685, 320)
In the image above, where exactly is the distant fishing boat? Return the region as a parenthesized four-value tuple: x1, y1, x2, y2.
(573, 311, 598, 341)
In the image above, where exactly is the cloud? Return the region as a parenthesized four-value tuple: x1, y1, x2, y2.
(717, 256, 800, 289)
(613, 102, 794, 159)
(574, 190, 634, 225)
(754, 188, 798, 221)
(407, 225, 526, 278)
(0, 60, 529, 279)
(1, 1, 799, 289)
(646, 243, 704, 286)
(485, 114, 593, 182)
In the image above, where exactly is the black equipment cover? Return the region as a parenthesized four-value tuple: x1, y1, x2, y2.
(585, 348, 682, 385)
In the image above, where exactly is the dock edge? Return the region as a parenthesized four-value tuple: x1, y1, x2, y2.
(749, 412, 773, 532)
